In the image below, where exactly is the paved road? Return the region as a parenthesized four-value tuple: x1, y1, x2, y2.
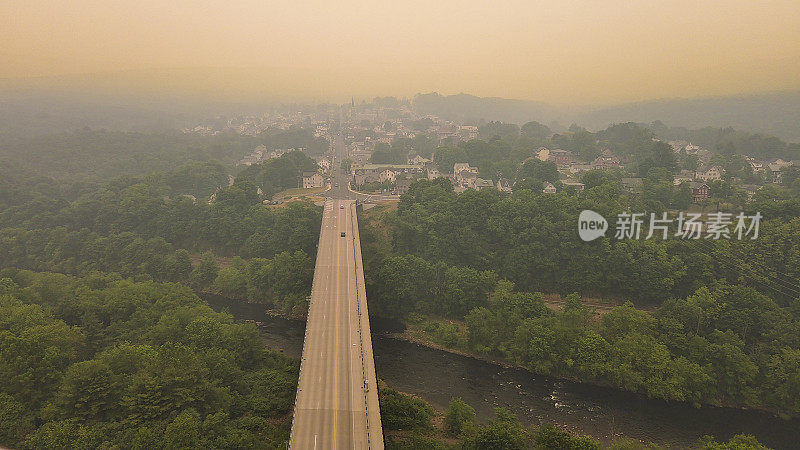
(289, 198, 383, 449)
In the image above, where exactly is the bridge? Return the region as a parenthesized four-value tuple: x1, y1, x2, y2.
(289, 133, 383, 449)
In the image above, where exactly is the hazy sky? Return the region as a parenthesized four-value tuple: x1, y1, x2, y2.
(3, 0, 799, 105)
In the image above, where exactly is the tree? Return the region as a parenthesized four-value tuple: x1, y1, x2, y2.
(444, 397, 476, 436)
(191, 252, 219, 289)
(378, 388, 433, 431)
(465, 408, 527, 450)
(340, 158, 352, 173)
(533, 423, 600, 450)
(214, 267, 247, 297)
(169, 249, 193, 280)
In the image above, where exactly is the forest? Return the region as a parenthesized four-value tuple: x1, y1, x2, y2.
(0, 127, 328, 182)
(360, 174, 800, 419)
(0, 270, 298, 448)
(2, 123, 797, 447)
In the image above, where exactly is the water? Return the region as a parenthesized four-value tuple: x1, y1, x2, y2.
(204, 294, 800, 449)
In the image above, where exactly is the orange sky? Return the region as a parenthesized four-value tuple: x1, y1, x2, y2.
(2, 0, 799, 105)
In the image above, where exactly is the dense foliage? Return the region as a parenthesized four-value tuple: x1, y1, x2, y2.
(236, 150, 319, 198)
(0, 127, 328, 182)
(361, 176, 800, 418)
(0, 271, 298, 448)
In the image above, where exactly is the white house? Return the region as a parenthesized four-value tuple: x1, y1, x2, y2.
(379, 169, 396, 183)
(427, 168, 443, 180)
(302, 172, 324, 189)
(696, 166, 723, 182)
(542, 182, 557, 194)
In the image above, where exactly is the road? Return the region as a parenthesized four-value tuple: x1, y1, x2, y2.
(325, 133, 399, 203)
(290, 133, 383, 449)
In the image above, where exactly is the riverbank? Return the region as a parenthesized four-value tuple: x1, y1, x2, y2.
(202, 291, 790, 420)
(201, 293, 800, 449)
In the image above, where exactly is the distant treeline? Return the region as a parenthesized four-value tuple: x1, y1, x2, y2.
(0, 127, 328, 182)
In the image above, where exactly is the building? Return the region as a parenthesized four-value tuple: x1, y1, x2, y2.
(316, 157, 331, 172)
(536, 147, 549, 161)
(746, 156, 765, 174)
(568, 163, 594, 174)
(353, 173, 380, 187)
(591, 155, 621, 170)
(453, 162, 477, 176)
(302, 172, 324, 189)
(459, 125, 479, 141)
(689, 182, 710, 203)
(379, 169, 396, 183)
(547, 149, 573, 168)
(474, 178, 495, 191)
(542, 182, 557, 194)
(562, 180, 585, 192)
(427, 168, 443, 180)
(459, 171, 478, 189)
(496, 178, 513, 193)
(696, 166, 723, 182)
(768, 159, 794, 183)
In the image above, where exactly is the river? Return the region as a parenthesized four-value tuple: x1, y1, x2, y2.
(203, 294, 799, 449)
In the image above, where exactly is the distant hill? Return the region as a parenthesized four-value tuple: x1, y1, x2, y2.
(573, 91, 800, 143)
(413, 91, 800, 143)
(413, 92, 559, 126)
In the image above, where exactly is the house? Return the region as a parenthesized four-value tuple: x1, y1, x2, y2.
(354, 173, 380, 186)
(745, 156, 765, 174)
(379, 169, 396, 183)
(394, 178, 412, 195)
(689, 182, 710, 203)
(673, 169, 696, 186)
(547, 149, 573, 168)
(474, 178, 495, 191)
(542, 182, 557, 194)
(459, 125, 479, 141)
(562, 180, 585, 192)
(591, 155, 621, 170)
(453, 162, 478, 177)
(427, 168, 444, 180)
(696, 166, 723, 182)
(496, 178, 513, 193)
(768, 159, 794, 183)
(536, 147, 550, 161)
(302, 172, 324, 189)
(460, 171, 478, 189)
(569, 163, 594, 174)
(316, 157, 331, 172)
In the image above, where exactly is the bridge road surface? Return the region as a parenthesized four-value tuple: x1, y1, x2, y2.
(289, 198, 383, 449)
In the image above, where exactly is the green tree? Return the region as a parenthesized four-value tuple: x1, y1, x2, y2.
(191, 252, 219, 289)
(444, 397, 476, 437)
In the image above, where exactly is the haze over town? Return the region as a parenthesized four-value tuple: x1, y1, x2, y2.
(2, 2, 800, 449)
(3, 0, 800, 105)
